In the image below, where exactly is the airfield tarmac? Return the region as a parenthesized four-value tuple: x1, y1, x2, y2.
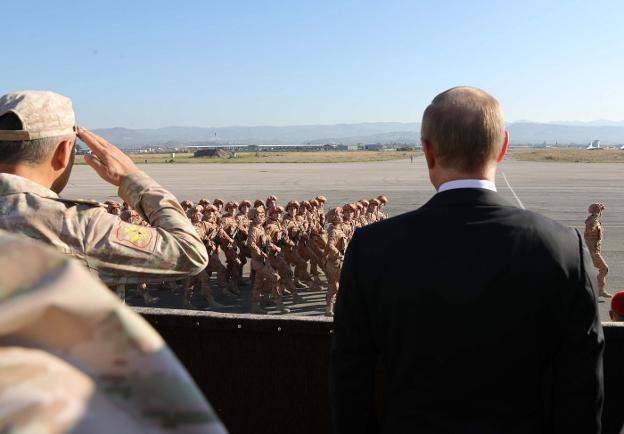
(63, 156, 623, 321)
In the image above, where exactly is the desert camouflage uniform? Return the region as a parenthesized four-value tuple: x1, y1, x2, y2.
(0, 172, 208, 285)
(282, 209, 310, 286)
(0, 231, 226, 434)
(584, 203, 610, 297)
(182, 207, 221, 308)
(264, 210, 301, 302)
(247, 208, 286, 313)
(324, 208, 347, 316)
(220, 204, 242, 293)
(203, 207, 232, 291)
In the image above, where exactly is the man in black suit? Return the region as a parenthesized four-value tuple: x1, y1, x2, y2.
(329, 87, 604, 434)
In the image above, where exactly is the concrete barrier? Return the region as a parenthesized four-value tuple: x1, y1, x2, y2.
(135, 308, 624, 434)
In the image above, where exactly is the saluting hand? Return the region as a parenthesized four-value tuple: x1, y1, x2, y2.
(78, 128, 140, 187)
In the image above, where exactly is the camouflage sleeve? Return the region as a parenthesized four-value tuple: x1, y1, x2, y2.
(326, 228, 341, 257)
(0, 232, 227, 434)
(246, 227, 263, 256)
(81, 172, 208, 284)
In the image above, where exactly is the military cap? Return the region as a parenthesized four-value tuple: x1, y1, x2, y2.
(192, 205, 204, 213)
(268, 206, 282, 215)
(360, 199, 369, 207)
(239, 200, 252, 209)
(0, 91, 77, 141)
(197, 198, 211, 206)
(213, 198, 224, 205)
(326, 207, 343, 222)
(316, 195, 327, 203)
(204, 204, 218, 213)
(225, 201, 238, 210)
(309, 199, 319, 207)
(377, 195, 388, 204)
(369, 198, 380, 206)
(354, 202, 364, 210)
(275, 205, 285, 213)
(612, 292, 624, 317)
(301, 200, 311, 209)
(253, 199, 264, 208)
(588, 202, 605, 214)
(266, 195, 277, 201)
(286, 200, 300, 209)
(343, 203, 356, 212)
(249, 206, 265, 220)
(181, 200, 194, 208)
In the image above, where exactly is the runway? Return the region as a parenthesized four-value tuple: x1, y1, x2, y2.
(63, 156, 623, 321)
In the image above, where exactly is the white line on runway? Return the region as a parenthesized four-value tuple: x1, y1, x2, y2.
(501, 171, 526, 210)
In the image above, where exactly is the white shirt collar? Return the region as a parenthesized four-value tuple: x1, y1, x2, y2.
(437, 179, 497, 193)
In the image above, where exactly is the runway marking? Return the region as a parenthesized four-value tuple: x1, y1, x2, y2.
(500, 171, 526, 210)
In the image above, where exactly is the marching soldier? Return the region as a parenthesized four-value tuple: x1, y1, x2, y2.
(266, 194, 278, 210)
(324, 207, 347, 316)
(366, 198, 380, 224)
(221, 201, 242, 294)
(247, 207, 289, 314)
(585, 202, 611, 298)
(236, 200, 252, 281)
(283, 200, 311, 287)
(316, 195, 327, 226)
(377, 195, 389, 220)
(183, 205, 222, 308)
(265, 206, 304, 304)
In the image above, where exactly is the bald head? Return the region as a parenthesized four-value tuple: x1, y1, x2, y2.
(421, 87, 506, 172)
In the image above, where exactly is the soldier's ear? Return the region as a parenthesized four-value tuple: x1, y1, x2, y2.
(51, 137, 75, 170)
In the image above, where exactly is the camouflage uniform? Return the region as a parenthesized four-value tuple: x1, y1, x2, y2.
(324, 208, 347, 316)
(183, 206, 222, 308)
(282, 201, 310, 287)
(247, 207, 287, 314)
(316, 195, 327, 226)
(235, 201, 252, 282)
(221, 202, 242, 294)
(265, 206, 303, 304)
(366, 198, 380, 224)
(0, 172, 208, 285)
(203, 205, 232, 292)
(584, 202, 611, 298)
(0, 230, 227, 434)
(377, 195, 388, 220)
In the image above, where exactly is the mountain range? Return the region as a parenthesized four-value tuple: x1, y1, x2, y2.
(91, 121, 624, 148)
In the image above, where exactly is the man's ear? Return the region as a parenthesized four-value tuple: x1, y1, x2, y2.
(422, 138, 435, 169)
(51, 137, 75, 170)
(496, 131, 509, 163)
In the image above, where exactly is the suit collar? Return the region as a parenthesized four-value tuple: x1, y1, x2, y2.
(422, 188, 514, 209)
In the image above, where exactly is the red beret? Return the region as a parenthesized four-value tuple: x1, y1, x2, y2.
(611, 292, 624, 317)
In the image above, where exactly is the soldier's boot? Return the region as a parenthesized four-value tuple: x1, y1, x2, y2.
(325, 302, 335, 317)
(115, 284, 126, 302)
(599, 287, 612, 298)
(292, 292, 305, 305)
(294, 278, 308, 289)
(224, 281, 240, 297)
(251, 302, 267, 314)
(138, 283, 159, 304)
(204, 293, 223, 309)
(274, 296, 290, 314)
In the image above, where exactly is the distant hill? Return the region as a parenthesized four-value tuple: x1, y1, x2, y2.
(91, 121, 624, 148)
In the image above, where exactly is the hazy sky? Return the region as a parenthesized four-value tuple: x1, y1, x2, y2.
(2, 0, 623, 128)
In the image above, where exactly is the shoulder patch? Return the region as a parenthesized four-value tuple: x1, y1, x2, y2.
(115, 222, 155, 250)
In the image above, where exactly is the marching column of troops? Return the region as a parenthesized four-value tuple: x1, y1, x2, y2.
(104, 194, 390, 316)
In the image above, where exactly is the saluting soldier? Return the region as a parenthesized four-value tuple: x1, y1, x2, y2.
(0, 91, 208, 293)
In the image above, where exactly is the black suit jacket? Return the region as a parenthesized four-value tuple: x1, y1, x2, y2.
(330, 188, 604, 434)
